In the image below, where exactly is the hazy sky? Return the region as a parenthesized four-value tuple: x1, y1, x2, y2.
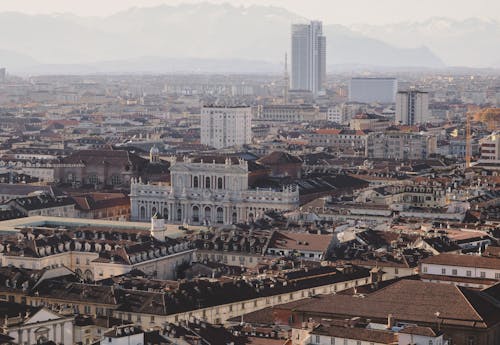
(1, 0, 499, 25)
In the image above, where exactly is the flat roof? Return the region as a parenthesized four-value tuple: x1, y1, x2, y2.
(0, 216, 208, 239)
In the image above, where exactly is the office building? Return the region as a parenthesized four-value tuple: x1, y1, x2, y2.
(349, 77, 397, 103)
(396, 90, 429, 125)
(200, 105, 252, 149)
(291, 21, 326, 96)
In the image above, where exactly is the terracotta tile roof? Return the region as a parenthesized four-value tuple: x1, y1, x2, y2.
(292, 279, 500, 328)
(268, 231, 333, 252)
(312, 324, 397, 343)
(421, 253, 500, 270)
(257, 151, 302, 165)
(399, 325, 441, 337)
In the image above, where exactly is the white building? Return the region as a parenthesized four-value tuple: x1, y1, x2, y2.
(130, 156, 299, 225)
(200, 105, 252, 149)
(396, 90, 429, 125)
(420, 253, 500, 287)
(479, 131, 500, 162)
(292, 323, 446, 345)
(291, 21, 326, 96)
(349, 77, 398, 104)
(0, 304, 74, 345)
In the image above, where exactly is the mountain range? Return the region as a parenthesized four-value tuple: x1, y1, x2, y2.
(351, 17, 500, 67)
(0, 3, 497, 74)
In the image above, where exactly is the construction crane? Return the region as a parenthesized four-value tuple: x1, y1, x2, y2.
(465, 106, 475, 168)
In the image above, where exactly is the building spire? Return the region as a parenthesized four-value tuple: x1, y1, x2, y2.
(283, 52, 290, 104)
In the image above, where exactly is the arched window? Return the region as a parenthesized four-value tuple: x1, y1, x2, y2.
(217, 177, 223, 189)
(192, 206, 199, 222)
(204, 206, 211, 222)
(84, 269, 93, 282)
(216, 207, 224, 224)
(232, 212, 237, 224)
(205, 177, 211, 189)
(151, 207, 157, 217)
(248, 212, 254, 222)
(193, 176, 199, 188)
(163, 208, 169, 220)
(177, 208, 182, 221)
(140, 206, 146, 220)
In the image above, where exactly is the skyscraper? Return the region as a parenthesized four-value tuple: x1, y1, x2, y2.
(291, 21, 326, 96)
(396, 90, 430, 125)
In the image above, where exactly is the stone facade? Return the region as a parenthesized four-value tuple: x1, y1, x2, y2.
(130, 157, 299, 225)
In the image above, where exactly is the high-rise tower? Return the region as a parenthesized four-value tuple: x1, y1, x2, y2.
(291, 21, 326, 96)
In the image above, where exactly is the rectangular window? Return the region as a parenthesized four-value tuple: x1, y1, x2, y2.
(495, 273, 500, 279)
(394, 268, 399, 274)
(480, 272, 486, 278)
(314, 335, 320, 344)
(452, 269, 457, 276)
(422, 266, 428, 273)
(467, 270, 472, 277)
(441, 268, 446, 275)
(331, 338, 335, 345)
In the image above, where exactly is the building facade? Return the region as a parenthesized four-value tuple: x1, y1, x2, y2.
(479, 131, 500, 162)
(396, 90, 430, 125)
(200, 105, 252, 149)
(366, 131, 436, 160)
(130, 157, 299, 225)
(258, 104, 320, 122)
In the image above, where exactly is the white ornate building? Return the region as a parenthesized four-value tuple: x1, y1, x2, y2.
(130, 156, 299, 225)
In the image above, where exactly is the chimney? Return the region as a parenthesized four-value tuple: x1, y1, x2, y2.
(387, 314, 395, 329)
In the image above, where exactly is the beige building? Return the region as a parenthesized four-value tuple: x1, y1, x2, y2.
(366, 131, 436, 160)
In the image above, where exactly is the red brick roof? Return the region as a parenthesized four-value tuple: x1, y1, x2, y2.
(421, 253, 500, 270)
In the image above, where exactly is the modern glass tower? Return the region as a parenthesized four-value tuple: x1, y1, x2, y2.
(291, 21, 326, 96)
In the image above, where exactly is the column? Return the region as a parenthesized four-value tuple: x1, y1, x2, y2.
(55, 323, 62, 344)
